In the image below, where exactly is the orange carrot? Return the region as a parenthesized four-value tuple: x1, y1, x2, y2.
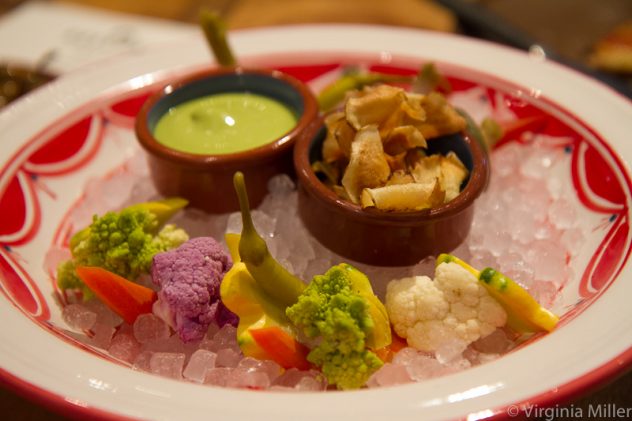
(375, 330, 408, 363)
(249, 326, 311, 370)
(75, 266, 157, 324)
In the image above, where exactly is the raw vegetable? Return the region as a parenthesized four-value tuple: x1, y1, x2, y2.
(75, 266, 156, 325)
(199, 10, 236, 67)
(233, 172, 305, 308)
(249, 326, 311, 370)
(412, 63, 452, 94)
(436, 254, 559, 333)
(286, 263, 391, 390)
(374, 331, 408, 363)
(317, 62, 452, 112)
(220, 239, 296, 362)
(152, 237, 236, 343)
(385, 261, 507, 355)
(220, 174, 308, 368)
(57, 198, 189, 299)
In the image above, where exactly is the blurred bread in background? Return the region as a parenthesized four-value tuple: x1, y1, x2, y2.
(589, 21, 632, 74)
(225, 0, 456, 32)
(56, 0, 456, 32)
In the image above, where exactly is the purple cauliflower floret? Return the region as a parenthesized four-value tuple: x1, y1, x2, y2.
(151, 236, 237, 342)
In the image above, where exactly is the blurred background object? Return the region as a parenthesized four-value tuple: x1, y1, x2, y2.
(1, 0, 632, 101)
(437, 0, 632, 96)
(52, 0, 457, 31)
(0, 58, 54, 107)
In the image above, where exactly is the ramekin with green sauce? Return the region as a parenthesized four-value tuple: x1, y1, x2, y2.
(135, 67, 318, 213)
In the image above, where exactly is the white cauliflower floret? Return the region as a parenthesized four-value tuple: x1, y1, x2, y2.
(385, 262, 507, 355)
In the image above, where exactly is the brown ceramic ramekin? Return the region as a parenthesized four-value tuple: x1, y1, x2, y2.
(293, 116, 489, 266)
(136, 67, 318, 213)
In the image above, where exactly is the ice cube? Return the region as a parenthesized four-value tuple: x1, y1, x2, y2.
(560, 227, 585, 257)
(62, 304, 97, 331)
(205, 322, 221, 339)
(225, 212, 242, 234)
(393, 348, 445, 381)
(149, 352, 185, 380)
(204, 367, 232, 386)
(90, 322, 116, 349)
(238, 357, 282, 383)
(528, 240, 567, 282)
(143, 334, 197, 358)
(84, 299, 123, 327)
(434, 338, 467, 364)
(302, 258, 333, 281)
(251, 210, 277, 239)
(548, 198, 577, 229)
(183, 349, 217, 383)
(368, 363, 412, 387)
(491, 143, 522, 179)
(274, 368, 323, 388)
(108, 331, 141, 363)
(472, 329, 514, 354)
(205, 324, 240, 353)
(226, 367, 271, 389)
(295, 376, 325, 391)
(267, 174, 295, 196)
(133, 314, 170, 344)
(215, 348, 242, 368)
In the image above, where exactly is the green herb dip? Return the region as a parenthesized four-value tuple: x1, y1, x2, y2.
(154, 92, 297, 155)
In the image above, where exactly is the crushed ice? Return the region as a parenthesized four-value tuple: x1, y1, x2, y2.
(55, 131, 583, 389)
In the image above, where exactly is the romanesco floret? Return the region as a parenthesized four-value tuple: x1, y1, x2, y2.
(57, 206, 188, 297)
(286, 264, 383, 390)
(385, 262, 507, 356)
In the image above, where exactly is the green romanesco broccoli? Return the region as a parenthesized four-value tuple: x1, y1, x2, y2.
(286, 263, 388, 390)
(56, 198, 189, 298)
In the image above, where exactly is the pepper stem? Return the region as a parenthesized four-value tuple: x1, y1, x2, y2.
(233, 171, 266, 266)
(199, 10, 236, 67)
(233, 172, 254, 232)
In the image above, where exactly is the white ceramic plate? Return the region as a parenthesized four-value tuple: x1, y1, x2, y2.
(1, 25, 631, 421)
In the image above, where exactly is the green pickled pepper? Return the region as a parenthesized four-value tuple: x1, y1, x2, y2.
(199, 10, 236, 67)
(233, 172, 305, 308)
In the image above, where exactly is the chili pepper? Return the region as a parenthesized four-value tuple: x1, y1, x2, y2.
(220, 174, 308, 367)
(220, 232, 307, 368)
(199, 10, 236, 67)
(233, 171, 305, 308)
(436, 254, 559, 333)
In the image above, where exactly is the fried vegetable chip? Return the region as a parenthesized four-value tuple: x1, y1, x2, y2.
(384, 125, 427, 155)
(341, 125, 391, 204)
(317, 75, 469, 212)
(386, 170, 415, 186)
(415, 92, 466, 139)
(440, 151, 469, 201)
(322, 112, 346, 163)
(361, 180, 445, 211)
(345, 85, 405, 130)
